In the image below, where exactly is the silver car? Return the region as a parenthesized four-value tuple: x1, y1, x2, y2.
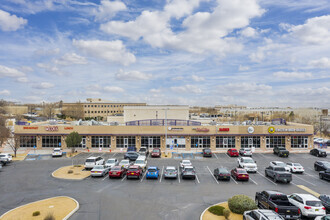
(91, 165, 111, 177)
(164, 166, 178, 179)
(105, 158, 119, 168)
(239, 148, 252, 156)
(119, 159, 131, 169)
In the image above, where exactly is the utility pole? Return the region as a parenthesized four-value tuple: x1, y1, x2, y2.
(165, 108, 168, 155)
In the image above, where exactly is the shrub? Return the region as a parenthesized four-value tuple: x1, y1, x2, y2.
(223, 209, 231, 220)
(228, 195, 257, 214)
(74, 165, 81, 167)
(67, 170, 73, 174)
(32, 211, 40, 216)
(44, 212, 55, 220)
(208, 205, 225, 216)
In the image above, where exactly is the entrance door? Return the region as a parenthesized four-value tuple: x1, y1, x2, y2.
(81, 137, 86, 148)
(99, 137, 103, 149)
(248, 138, 253, 148)
(124, 138, 128, 148)
(148, 138, 153, 149)
(198, 138, 203, 148)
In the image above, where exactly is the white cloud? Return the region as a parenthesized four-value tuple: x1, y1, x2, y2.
(33, 82, 55, 89)
(0, 89, 10, 95)
(172, 76, 184, 81)
(150, 88, 161, 93)
(0, 9, 27, 31)
(192, 75, 205, 82)
(170, 84, 202, 94)
(93, 0, 127, 21)
(220, 82, 272, 96)
(73, 39, 136, 66)
(0, 65, 25, 78)
(104, 86, 124, 93)
(249, 39, 284, 62)
(19, 66, 33, 72)
(240, 27, 257, 37)
(37, 63, 63, 75)
(16, 77, 28, 83)
(34, 48, 60, 56)
(309, 57, 330, 68)
(238, 65, 250, 71)
(273, 71, 312, 79)
(54, 53, 88, 66)
(115, 69, 152, 81)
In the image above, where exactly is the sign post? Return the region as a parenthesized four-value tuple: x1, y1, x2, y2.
(33, 145, 36, 154)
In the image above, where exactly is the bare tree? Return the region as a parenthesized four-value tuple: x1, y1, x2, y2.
(0, 116, 11, 148)
(62, 103, 84, 120)
(7, 135, 31, 157)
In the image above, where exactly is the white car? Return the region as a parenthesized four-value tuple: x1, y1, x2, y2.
(0, 153, 12, 162)
(288, 193, 326, 218)
(238, 157, 257, 172)
(270, 161, 290, 172)
(105, 158, 119, 168)
(119, 159, 131, 169)
(239, 148, 253, 156)
(314, 138, 324, 144)
(84, 156, 105, 169)
(286, 162, 304, 173)
(180, 160, 192, 169)
(52, 148, 63, 157)
(315, 215, 330, 220)
(134, 156, 147, 171)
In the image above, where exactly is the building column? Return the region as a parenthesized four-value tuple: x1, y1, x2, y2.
(236, 136, 241, 150)
(136, 136, 141, 150)
(308, 136, 313, 149)
(286, 136, 291, 151)
(37, 135, 42, 149)
(185, 136, 191, 150)
(161, 136, 166, 151)
(86, 135, 92, 149)
(61, 135, 67, 149)
(111, 136, 116, 150)
(260, 136, 266, 151)
(210, 136, 216, 151)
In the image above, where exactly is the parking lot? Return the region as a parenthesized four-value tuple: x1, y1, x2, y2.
(0, 151, 329, 220)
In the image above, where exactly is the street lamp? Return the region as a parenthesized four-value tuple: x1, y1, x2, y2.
(163, 108, 169, 154)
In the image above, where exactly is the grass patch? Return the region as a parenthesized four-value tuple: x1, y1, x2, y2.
(67, 170, 73, 174)
(32, 211, 40, 216)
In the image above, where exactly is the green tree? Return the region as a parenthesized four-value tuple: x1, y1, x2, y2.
(65, 132, 82, 153)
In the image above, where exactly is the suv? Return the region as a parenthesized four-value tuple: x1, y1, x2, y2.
(273, 146, 289, 157)
(134, 156, 147, 171)
(238, 157, 257, 173)
(138, 147, 149, 157)
(124, 151, 140, 161)
(202, 148, 212, 157)
(52, 148, 63, 157)
(0, 153, 12, 163)
(181, 166, 196, 179)
(84, 156, 105, 169)
(239, 148, 252, 157)
(127, 165, 143, 179)
(151, 148, 161, 158)
(243, 209, 284, 220)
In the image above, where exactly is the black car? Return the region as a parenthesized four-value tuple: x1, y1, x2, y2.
(273, 146, 289, 157)
(202, 148, 212, 157)
(310, 148, 327, 157)
(213, 167, 230, 181)
(314, 161, 330, 171)
(320, 169, 330, 181)
(124, 152, 140, 161)
(319, 195, 330, 212)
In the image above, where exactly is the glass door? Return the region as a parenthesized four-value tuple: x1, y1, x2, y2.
(124, 138, 128, 148)
(198, 138, 203, 148)
(148, 138, 153, 149)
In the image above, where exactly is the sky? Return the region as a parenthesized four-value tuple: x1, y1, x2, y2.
(0, 0, 330, 107)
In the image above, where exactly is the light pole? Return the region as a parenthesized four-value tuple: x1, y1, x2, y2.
(164, 108, 169, 155)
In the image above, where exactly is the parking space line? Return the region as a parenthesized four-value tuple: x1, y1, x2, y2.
(213, 153, 218, 159)
(112, 153, 117, 157)
(178, 166, 180, 183)
(140, 171, 147, 182)
(293, 174, 316, 186)
(249, 177, 258, 185)
(206, 166, 219, 184)
(195, 174, 200, 184)
(297, 185, 320, 197)
(102, 175, 109, 181)
(160, 166, 164, 183)
(121, 175, 127, 181)
(225, 153, 231, 159)
(230, 176, 238, 184)
(256, 171, 277, 186)
(304, 172, 329, 184)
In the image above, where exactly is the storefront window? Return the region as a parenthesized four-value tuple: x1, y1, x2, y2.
(91, 136, 111, 148)
(141, 136, 161, 148)
(19, 136, 37, 148)
(42, 136, 61, 148)
(116, 136, 136, 148)
(191, 136, 210, 148)
(166, 136, 185, 148)
(216, 136, 235, 148)
(291, 136, 308, 148)
(241, 136, 260, 148)
(266, 136, 285, 148)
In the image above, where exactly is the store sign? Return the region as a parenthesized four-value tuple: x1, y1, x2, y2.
(168, 127, 183, 131)
(268, 126, 275, 134)
(45, 126, 58, 132)
(219, 128, 230, 132)
(275, 128, 306, 132)
(23, 126, 38, 130)
(247, 126, 254, 134)
(64, 127, 73, 130)
(195, 128, 210, 132)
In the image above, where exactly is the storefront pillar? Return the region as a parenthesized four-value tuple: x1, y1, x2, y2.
(61, 135, 67, 149)
(161, 136, 166, 151)
(236, 136, 241, 150)
(308, 136, 313, 149)
(185, 136, 191, 151)
(286, 136, 291, 151)
(210, 136, 216, 151)
(37, 135, 42, 149)
(111, 136, 116, 150)
(260, 136, 266, 151)
(136, 136, 141, 150)
(86, 135, 92, 149)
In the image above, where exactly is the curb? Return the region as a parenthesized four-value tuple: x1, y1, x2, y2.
(0, 196, 79, 219)
(200, 201, 226, 220)
(51, 165, 90, 181)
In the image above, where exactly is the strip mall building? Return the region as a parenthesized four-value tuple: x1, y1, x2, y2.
(14, 120, 314, 152)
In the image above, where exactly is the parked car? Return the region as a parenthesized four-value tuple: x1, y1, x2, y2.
(265, 166, 292, 183)
(319, 195, 330, 212)
(180, 160, 192, 169)
(231, 168, 249, 181)
(255, 191, 301, 219)
(126, 165, 143, 179)
(286, 162, 304, 173)
(213, 167, 230, 181)
(119, 159, 132, 169)
(151, 148, 161, 158)
(124, 151, 140, 161)
(273, 146, 289, 157)
(288, 193, 326, 218)
(127, 146, 136, 152)
(138, 147, 149, 157)
(319, 169, 330, 181)
(134, 156, 147, 171)
(238, 157, 258, 173)
(164, 166, 178, 179)
(0, 163, 2, 170)
(270, 161, 290, 172)
(314, 161, 330, 171)
(314, 215, 330, 220)
(109, 166, 126, 178)
(202, 148, 212, 157)
(91, 165, 111, 177)
(239, 148, 252, 157)
(227, 148, 239, 157)
(181, 166, 196, 179)
(0, 153, 12, 162)
(105, 158, 119, 168)
(84, 156, 105, 169)
(314, 138, 324, 144)
(310, 149, 327, 157)
(146, 166, 159, 179)
(52, 148, 63, 157)
(243, 209, 285, 220)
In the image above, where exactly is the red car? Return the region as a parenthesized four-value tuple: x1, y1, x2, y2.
(231, 168, 249, 181)
(126, 165, 143, 179)
(151, 148, 161, 158)
(109, 166, 126, 178)
(227, 148, 239, 157)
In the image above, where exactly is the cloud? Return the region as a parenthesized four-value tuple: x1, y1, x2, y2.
(238, 65, 250, 71)
(104, 86, 124, 93)
(33, 82, 55, 89)
(149, 88, 161, 93)
(192, 75, 205, 82)
(34, 48, 60, 56)
(0, 89, 10, 95)
(16, 77, 28, 83)
(115, 69, 152, 81)
(220, 82, 272, 96)
(0, 65, 25, 78)
(309, 57, 330, 68)
(172, 76, 184, 81)
(93, 0, 127, 21)
(37, 63, 63, 75)
(273, 71, 312, 79)
(73, 39, 136, 66)
(240, 27, 257, 37)
(170, 84, 202, 94)
(54, 53, 88, 66)
(0, 9, 27, 31)
(249, 39, 283, 62)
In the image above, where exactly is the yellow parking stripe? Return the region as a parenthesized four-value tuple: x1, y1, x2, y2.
(297, 185, 320, 197)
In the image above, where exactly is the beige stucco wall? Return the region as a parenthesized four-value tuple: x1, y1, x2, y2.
(5, 106, 28, 115)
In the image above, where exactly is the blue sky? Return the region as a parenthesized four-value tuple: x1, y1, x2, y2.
(0, 0, 330, 107)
